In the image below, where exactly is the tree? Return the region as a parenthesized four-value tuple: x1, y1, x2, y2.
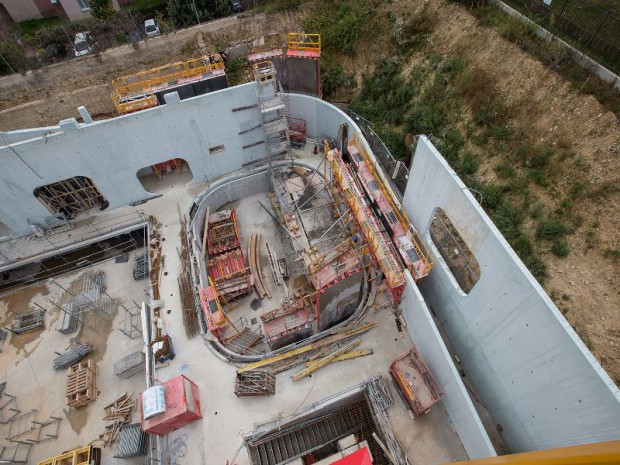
(89, 0, 115, 20)
(167, 0, 230, 29)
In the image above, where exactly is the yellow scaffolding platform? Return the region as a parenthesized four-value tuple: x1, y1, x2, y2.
(37, 445, 100, 465)
(111, 54, 225, 114)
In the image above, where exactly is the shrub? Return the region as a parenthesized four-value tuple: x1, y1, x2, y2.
(457, 151, 480, 176)
(494, 161, 515, 179)
(551, 239, 570, 257)
(321, 64, 354, 98)
(536, 219, 568, 240)
(493, 201, 523, 240)
(478, 182, 504, 209)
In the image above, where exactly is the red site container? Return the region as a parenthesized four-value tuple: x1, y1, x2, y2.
(140, 375, 201, 436)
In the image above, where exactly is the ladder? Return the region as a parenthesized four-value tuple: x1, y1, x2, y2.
(253, 61, 292, 176)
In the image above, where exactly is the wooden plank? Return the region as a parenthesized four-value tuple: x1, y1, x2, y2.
(304, 349, 373, 367)
(237, 322, 376, 374)
(292, 339, 361, 381)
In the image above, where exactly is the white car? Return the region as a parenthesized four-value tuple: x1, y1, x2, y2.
(74, 32, 94, 57)
(144, 19, 160, 38)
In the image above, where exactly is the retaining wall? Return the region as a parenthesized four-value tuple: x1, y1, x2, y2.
(404, 136, 620, 452)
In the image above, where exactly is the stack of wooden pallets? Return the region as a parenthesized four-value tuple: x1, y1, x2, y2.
(65, 359, 98, 408)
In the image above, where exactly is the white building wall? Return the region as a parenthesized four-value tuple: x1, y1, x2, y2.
(403, 136, 620, 452)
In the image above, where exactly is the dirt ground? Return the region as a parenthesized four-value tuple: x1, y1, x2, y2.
(0, 0, 618, 387)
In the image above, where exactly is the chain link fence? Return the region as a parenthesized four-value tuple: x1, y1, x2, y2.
(505, 0, 620, 73)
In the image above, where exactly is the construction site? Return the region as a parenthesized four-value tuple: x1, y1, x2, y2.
(0, 29, 618, 465)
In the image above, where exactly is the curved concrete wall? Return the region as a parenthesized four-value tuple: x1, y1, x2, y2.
(405, 136, 620, 452)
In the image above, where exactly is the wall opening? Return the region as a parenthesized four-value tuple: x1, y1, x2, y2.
(137, 158, 193, 193)
(429, 208, 480, 294)
(34, 176, 108, 218)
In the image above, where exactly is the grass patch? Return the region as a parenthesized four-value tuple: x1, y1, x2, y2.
(16, 17, 65, 42)
(321, 63, 355, 98)
(494, 201, 523, 240)
(494, 161, 515, 179)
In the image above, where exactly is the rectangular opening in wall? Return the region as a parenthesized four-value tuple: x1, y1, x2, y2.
(209, 145, 225, 155)
(429, 208, 480, 294)
(34, 176, 108, 218)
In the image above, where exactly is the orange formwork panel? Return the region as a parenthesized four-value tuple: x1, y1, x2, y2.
(325, 143, 406, 304)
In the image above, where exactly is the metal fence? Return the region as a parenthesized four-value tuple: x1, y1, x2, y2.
(506, 0, 620, 73)
(335, 106, 410, 198)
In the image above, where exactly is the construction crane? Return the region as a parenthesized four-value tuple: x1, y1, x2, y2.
(111, 54, 225, 114)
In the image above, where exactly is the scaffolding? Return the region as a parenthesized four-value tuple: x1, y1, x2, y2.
(111, 54, 225, 114)
(348, 135, 434, 280)
(325, 142, 406, 303)
(253, 61, 291, 172)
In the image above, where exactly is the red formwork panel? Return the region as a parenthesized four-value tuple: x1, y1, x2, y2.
(141, 375, 202, 436)
(332, 447, 373, 465)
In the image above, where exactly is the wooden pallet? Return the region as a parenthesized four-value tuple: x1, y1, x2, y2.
(65, 359, 98, 408)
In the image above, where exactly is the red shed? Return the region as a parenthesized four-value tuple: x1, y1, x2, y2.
(140, 375, 201, 436)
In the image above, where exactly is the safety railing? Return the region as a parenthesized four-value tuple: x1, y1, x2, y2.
(111, 55, 225, 113)
(287, 33, 321, 52)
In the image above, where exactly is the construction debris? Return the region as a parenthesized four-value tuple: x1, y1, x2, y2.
(133, 250, 149, 280)
(265, 242, 283, 286)
(100, 393, 135, 447)
(238, 322, 377, 374)
(113, 351, 145, 379)
(235, 371, 276, 397)
(65, 359, 99, 408)
(53, 342, 93, 370)
(114, 423, 148, 458)
(10, 309, 45, 334)
(292, 339, 361, 381)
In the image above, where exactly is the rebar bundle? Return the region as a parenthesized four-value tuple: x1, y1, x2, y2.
(133, 250, 149, 280)
(53, 342, 94, 370)
(114, 424, 148, 458)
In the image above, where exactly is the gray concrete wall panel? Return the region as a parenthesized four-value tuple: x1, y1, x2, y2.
(0, 83, 266, 234)
(401, 271, 496, 459)
(403, 136, 620, 452)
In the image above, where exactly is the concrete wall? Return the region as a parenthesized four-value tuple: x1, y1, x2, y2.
(0, 0, 42, 21)
(401, 272, 496, 459)
(0, 83, 265, 234)
(404, 136, 620, 452)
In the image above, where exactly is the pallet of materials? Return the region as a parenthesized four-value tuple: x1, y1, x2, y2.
(235, 371, 276, 396)
(114, 423, 148, 458)
(65, 359, 98, 408)
(10, 309, 45, 334)
(113, 351, 146, 379)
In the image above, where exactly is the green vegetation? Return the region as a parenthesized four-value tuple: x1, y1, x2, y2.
(551, 239, 570, 258)
(16, 17, 65, 42)
(89, 0, 115, 20)
(125, 0, 167, 11)
(536, 219, 568, 240)
(321, 64, 354, 99)
(167, 0, 230, 28)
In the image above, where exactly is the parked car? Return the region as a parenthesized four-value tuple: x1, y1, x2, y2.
(74, 32, 94, 57)
(230, 0, 243, 13)
(144, 19, 160, 37)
